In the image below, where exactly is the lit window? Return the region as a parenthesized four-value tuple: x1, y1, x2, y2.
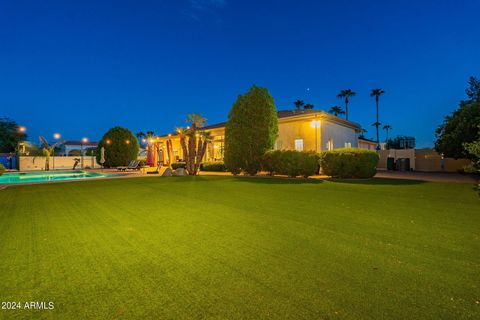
(326, 139, 334, 151)
(295, 139, 304, 151)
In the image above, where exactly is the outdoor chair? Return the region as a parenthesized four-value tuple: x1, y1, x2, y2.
(117, 160, 136, 171)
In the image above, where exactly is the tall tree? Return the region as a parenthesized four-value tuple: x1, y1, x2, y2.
(465, 76, 480, 103)
(225, 85, 278, 175)
(336, 89, 356, 120)
(370, 88, 385, 147)
(358, 128, 367, 139)
(435, 101, 480, 159)
(293, 99, 305, 110)
(383, 124, 392, 141)
(0, 117, 27, 153)
(435, 77, 480, 159)
(97, 127, 140, 167)
(328, 106, 345, 117)
(303, 103, 314, 110)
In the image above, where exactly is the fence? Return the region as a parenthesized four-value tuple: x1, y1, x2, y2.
(0, 154, 17, 170)
(377, 148, 471, 172)
(19, 156, 100, 171)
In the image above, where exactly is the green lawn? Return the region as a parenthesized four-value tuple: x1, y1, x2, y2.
(0, 176, 479, 319)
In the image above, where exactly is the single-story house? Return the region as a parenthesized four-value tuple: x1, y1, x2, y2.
(147, 109, 362, 166)
(61, 140, 98, 156)
(358, 138, 378, 150)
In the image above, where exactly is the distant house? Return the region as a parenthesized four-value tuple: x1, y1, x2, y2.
(358, 138, 377, 150)
(61, 140, 98, 156)
(147, 109, 362, 165)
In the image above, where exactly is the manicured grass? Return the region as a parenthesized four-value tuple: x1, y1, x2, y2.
(0, 176, 479, 319)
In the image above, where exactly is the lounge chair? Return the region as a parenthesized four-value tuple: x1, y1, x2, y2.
(117, 160, 138, 171)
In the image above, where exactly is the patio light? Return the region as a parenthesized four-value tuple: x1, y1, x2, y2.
(53, 133, 61, 139)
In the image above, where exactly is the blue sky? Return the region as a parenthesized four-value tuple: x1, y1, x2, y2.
(1, 0, 479, 147)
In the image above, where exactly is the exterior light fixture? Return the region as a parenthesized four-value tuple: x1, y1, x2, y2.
(125, 140, 130, 144)
(105, 139, 111, 145)
(82, 137, 89, 143)
(18, 126, 27, 133)
(53, 133, 61, 140)
(310, 120, 321, 128)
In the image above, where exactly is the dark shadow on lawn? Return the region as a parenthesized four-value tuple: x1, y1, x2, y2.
(328, 177, 426, 185)
(230, 176, 324, 185)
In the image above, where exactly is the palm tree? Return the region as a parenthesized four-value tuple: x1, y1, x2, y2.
(328, 106, 345, 117)
(194, 131, 213, 174)
(370, 88, 385, 147)
(293, 99, 305, 110)
(358, 128, 367, 139)
(371, 122, 381, 147)
(39, 136, 65, 171)
(336, 89, 356, 120)
(304, 103, 314, 110)
(383, 124, 392, 141)
(177, 113, 210, 175)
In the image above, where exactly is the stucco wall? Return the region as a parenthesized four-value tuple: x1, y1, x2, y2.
(276, 119, 319, 151)
(320, 121, 358, 150)
(377, 148, 471, 172)
(19, 156, 100, 171)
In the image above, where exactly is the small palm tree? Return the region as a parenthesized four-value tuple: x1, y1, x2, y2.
(303, 103, 314, 110)
(328, 106, 345, 117)
(383, 124, 392, 141)
(293, 99, 305, 110)
(177, 114, 210, 175)
(336, 89, 356, 120)
(39, 136, 65, 171)
(370, 88, 385, 146)
(359, 128, 367, 139)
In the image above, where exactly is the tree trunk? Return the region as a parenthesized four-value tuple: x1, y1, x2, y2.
(187, 135, 197, 175)
(376, 99, 380, 145)
(193, 137, 204, 175)
(345, 98, 349, 120)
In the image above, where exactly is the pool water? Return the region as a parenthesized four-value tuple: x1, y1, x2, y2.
(0, 171, 120, 185)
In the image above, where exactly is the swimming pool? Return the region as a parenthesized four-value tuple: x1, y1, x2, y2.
(0, 170, 121, 185)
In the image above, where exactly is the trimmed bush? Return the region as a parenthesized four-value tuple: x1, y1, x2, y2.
(0, 163, 5, 176)
(200, 162, 227, 172)
(224, 85, 278, 175)
(262, 150, 320, 178)
(320, 148, 379, 179)
(96, 127, 139, 167)
(171, 162, 187, 170)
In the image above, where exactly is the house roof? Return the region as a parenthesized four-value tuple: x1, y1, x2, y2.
(156, 109, 361, 138)
(62, 140, 98, 147)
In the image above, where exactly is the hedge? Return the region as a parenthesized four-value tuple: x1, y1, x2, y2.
(200, 162, 227, 172)
(319, 148, 379, 179)
(0, 163, 5, 176)
(262, 150, 320, 178)
(96, 126, 139, 167)
(171, 162, 187, 170)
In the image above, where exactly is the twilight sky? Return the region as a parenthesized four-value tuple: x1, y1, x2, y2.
(1, 0, 479, 147)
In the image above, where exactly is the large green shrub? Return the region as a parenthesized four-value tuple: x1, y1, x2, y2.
(200, 162, 227, 172)
(320, 148, 379, 179)
(262, 150, 320, 178)
(224, 85, 278, 175)
(171, 162, 187, 170)
(0, 163, 5, 176)
(96, 127, 139, 167)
